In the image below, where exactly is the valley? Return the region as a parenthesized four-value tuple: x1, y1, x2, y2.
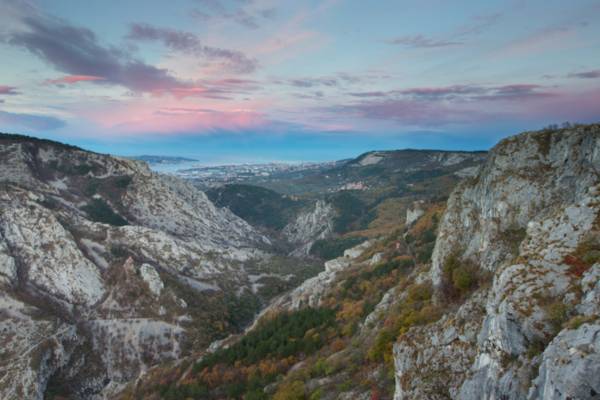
(0, 125, 599, 400)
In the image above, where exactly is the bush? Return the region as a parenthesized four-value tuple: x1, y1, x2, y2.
(81, 198, 128, 226)
(310, 358, 330, 378)
(452, 265, 476, 292)
(309, 388, 323, 400)
(544, 301, 569, 333)
(502, 225, 527, 255)
(273, 380, 305, 400)
(114, 175, 133, 188)
(441, 252, 479, 300)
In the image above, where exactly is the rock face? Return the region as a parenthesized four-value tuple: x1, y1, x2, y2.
(528, 323, 600, 400)
(282, 200, 336, 256)
(393, 124, 600, 399)
(0, 135, 275, 399)
(405, 201, 425, 226)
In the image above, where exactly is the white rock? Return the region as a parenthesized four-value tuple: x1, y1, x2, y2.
(528, 323, 600, 400)
(139, 263, 164, 297)
(283, 200, 336, 256)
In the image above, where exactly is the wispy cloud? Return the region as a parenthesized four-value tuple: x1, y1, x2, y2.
(0, 85, 19, 95)
(287, 77, 338, 88)
(332, 83, 560, 127)
(126, 23, 257, 73)
(276, 72, 387, 89)
(191, 0, 277, 30)
(45, 75, 105, 85)
(0, 110, 66, 130)
(348, 84, 552, 102)
(385, 34, 463, 48)
(455, 13, 502, 37)
(568, 69, 600, 79)
(386, 12, 501, 50)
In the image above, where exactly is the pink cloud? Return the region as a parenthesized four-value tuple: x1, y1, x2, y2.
(0, 85, 19, 95)
(45, 75, 106, 85)
(80, 96, 272, 135)
(329, 85, 600, 128)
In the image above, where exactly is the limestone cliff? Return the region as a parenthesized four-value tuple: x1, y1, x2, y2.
(394, 124, 600, 399)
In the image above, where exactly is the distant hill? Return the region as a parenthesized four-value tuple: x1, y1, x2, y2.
(130, 155, 198, 164)
(206, 184, 307, 231)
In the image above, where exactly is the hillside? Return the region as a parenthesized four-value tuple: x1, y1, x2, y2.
(124, 124, 600, 400)
(206, 184, 308, 231)
(0, 133, 320, 399)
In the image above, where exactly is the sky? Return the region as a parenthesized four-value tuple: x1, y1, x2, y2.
(0, 0, 599, 164)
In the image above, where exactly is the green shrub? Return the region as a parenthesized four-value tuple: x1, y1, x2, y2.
(273, 380, 305, 400)
(310, 358, 330, 377)
(544, 301, 569, 333)
(81, 198, 128, 226)
(114, 175, 133, 188)
(416, 242, 435, 263)
(309, 387, 323, 400)
(502, 225, 527, 255)
(441, 252, 479, 300)
(452, 265, 476, 292)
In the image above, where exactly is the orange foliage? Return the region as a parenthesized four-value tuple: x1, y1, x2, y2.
(330, 337, 347, 352)
(336, 300, 364, 321)
(410, 203, 444, 236)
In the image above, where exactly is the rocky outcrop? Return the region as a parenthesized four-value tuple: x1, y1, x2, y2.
(431, 126, 599, 283)
(405, 201, 425, 226)
(393, 291, 486, 399)
(283, 200, 336, 256)
(393, 124, 600, 399)
(528, 323, 600, 400)
(139, 263, 164, 297)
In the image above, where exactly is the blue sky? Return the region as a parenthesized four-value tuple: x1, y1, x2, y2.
(0, 0, 599, 163)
